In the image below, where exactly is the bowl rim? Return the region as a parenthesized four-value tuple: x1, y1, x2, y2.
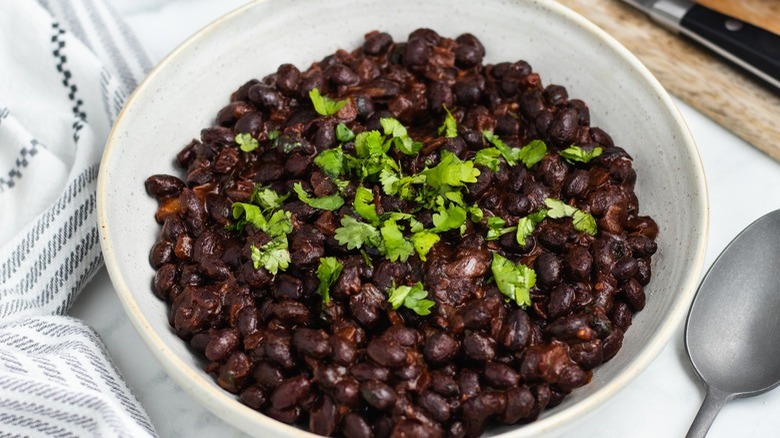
(97, 0, 709, 436)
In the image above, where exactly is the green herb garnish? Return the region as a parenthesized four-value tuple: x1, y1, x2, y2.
(293, 182, 345, 211)
(491, 253, 536, 308)
(559, 145, 603, 164)
(387, 282, 435, 316)
(544, 198, 597, 235)
(438, 106, 458, 138)
(235, 133, 259, 152)
(309, 88, 348, 116)
(316, 257, 343, 304)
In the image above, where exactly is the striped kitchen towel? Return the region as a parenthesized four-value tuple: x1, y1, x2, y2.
(0, 0, 157, 436)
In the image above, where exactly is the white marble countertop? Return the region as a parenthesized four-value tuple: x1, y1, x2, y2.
(69, 1, 780, 436)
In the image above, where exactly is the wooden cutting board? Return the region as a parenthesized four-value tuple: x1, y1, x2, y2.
(555, 0, 780, 162)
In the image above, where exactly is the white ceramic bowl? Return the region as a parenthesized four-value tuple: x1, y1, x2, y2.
(97, 0, 708, 436)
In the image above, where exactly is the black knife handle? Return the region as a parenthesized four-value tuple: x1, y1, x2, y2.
(680, 4, 780, 90)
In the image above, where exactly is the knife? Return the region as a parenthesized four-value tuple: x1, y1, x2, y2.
(620, 0, 780, 91)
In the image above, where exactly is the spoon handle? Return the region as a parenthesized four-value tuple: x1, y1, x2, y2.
(686, 386, 732, 438)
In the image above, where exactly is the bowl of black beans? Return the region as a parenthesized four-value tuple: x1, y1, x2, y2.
(98, 0, 708, 436)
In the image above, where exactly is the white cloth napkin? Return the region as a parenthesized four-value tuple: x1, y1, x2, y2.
(0, 0, 157, 436)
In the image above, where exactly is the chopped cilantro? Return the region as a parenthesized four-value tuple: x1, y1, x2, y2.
(380, 168, 423, 201)
(314, 147, 346, 179)
(516, 209, 548, 245)
(251, 185, 289, 210)
(467, 205, 484, 222)
(380, 219, 415, 262)
(410, 231, 440, 261)
(387, 282, 435, 316)
(235, 133, 259, 152)
(316, 257, 343, 304)
(517, 139, 547, 167)
(544, 198, 597, 235)
(432, 203, 467, 233)
(559, 145, 603, 164)
(474, 147, 501, 172)
(486, 216, 517, 240)
(438, 106, 458, 138)
(267, 130, 280, 140)
(422, 151, 480, 192)
(482, 132, 547, 168)
(232, 202, 266, 230)
(334, 216, 383, 250)
(293, 182, 345, 211)
(264, 209, 293, 238)
(380, 117, 422, 155)
(309, 88, 348, 116)
(251, 239, 290, 275)
(491, 253, 536, 308)
(336, 123, 355, 142)
(354, 185, 381, 226)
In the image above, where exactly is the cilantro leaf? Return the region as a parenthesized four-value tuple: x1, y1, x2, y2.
(381, 117, 422, 155)
(572, 209, 598, 235)
(334, 216, 382, 250)
(355, 130, 386, 157)
(309, 88, 348, 116)
(432, 203, 467, 233)
(265, 209, 293, 238)
(293, 182, 345, 211)
(235, 133, 259, 152)
(316, 257, 343, 304)
(517, 139, 547, 167)
(314, 147, 345, 179)
(543, 198, 597, 235)
(336, 123, 355, 142)
(422, 151, 480, 192)
(486, 216, 517, 240)
(354, 185, 380, 226)
(251, 185, 289, 210)
(410, 231, 440, 261)
(482, 131, 520, 166)
(387, 282, 435, 316)
(474, 147, 501, 172)
(516, 209, 548, 245)
(559, 145, 603, 164)
(232, 202, 266, 230)
(438, 106, 458, 138)
(380, 168, 424, 200)
(381, 219, 415, 262)
(491, 253, 536, 308)
(267, 130, 280, 140)
(467, 205, 484, 222)
(251, 239, 290, 275)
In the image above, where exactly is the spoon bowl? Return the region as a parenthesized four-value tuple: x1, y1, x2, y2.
(685, 209, 780, 437)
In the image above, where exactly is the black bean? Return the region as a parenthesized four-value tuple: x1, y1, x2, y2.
(463, 332, 496, 362)
(363, 31, 393, 55)
(621, 278, 646, 311)
(293, 328, 332, 359)
(499, 309, 532, 351)
(145, 174, 185, 199)
(484, 361, 520, 388)
(612, 256, 639, 281)
(334, 378, 361, 408)
(239, 385, 267, 410)
(309, 395, 340, 436)
(271, 375, 311, 410)
(248, 83, 283, 110)
(217, 351, 252, 393)
(423, 331, 459, 364)
(548, 284, 576, 319)
(275, 63, 301, 96)
(343, 413, 374, 438)
(564, 246, 592, 282)
(535, 253, 562, 288)
(153, 263, 178, 300)
(149, 240, 173, 269)
(628, 235, 658, 258)
(569, 341, 603, 370)
(350, 363, 390, 382)
(360, 380, 397, 410)
(549, 108, 579, 145)
(205, 328, 239, 362)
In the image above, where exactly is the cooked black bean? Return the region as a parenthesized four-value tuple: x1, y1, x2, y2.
(360, 380, 397, 410)
(147, 29, 658, 438)
(271, 375, 311, 410)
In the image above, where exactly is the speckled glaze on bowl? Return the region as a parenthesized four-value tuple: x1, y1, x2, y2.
(97, 0, 708, 436)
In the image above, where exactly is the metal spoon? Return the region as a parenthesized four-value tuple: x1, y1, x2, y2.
(685, 209, 780, 437)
